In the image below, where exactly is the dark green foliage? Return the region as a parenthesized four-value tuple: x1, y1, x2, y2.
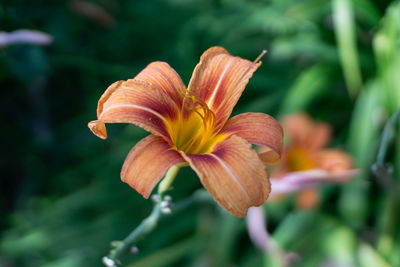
(1, 0, 399, 266)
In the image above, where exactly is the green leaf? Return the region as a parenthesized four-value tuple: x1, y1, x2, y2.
(340, 81, 383, 227)
(358, 243, 391, 267)
(373, 2, 400, 114)
(333, 0, 363, 97)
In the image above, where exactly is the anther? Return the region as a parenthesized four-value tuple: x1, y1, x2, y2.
(216, 49, 267, 113)
(241, 49, 267, 81)
(253, 49, 267, 65)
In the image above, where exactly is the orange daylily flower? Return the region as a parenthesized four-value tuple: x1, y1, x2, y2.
(88, 47, 283, 217)
(269, 113, 353, 209)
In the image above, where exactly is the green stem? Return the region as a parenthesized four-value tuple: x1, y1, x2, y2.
(376, 109, 400, 165)
(333, 0, 363, 97)
(372, 109, 400, 258)
(104, 164, 183, 267)
(158, 164, 183, 197)
(108, 206, 162, 265)
(371, 109, 400, 194)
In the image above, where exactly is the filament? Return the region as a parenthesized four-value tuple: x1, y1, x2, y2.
(175, 85, 216, 153)
(215, 49, 267, 114)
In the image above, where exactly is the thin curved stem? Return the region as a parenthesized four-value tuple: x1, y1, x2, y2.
(106, 206, 162, 266)
(158, 164, 183, 198)
(103, 163, 183, 267)
(372, 109, 400, 257)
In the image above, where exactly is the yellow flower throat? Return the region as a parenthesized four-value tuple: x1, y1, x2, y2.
(165, 50, 267, 154)
(286, 147, 315, 171)
(167, 87, 226, 155)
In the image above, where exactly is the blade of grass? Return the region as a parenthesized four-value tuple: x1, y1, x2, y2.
(358, 243, 391, 267)
(353, 0, 381, 25)
(333, 0, 363, 97)
(373, 2, 400, 114)
(340, 81, 383, 227)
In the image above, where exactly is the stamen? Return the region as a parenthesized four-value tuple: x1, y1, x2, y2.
(253, 49, 267, 64)
(177, 85, 215, 129)
(237, 49, 267, 90)
(174, 85, 217, 153)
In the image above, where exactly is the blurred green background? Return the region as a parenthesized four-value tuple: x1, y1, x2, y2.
(1, 0, 399, 266)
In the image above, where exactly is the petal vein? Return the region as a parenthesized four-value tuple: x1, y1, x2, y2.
(101, 104, 168, 123)
(209, 152, 251, 202)
(208, 58, 233, 107)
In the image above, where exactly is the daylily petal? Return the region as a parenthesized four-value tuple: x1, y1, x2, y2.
(188, 47, 261, 131)
(121, 134, 184, 198)
(181, 135, 270, 217)
(88, 79, 179, 141)
(134, 61, 185, 107)
(221, 112, 283, 165)
(312, 149, 354, 171)
(283, 113, 331, 150)
(258, 147, 282, 166)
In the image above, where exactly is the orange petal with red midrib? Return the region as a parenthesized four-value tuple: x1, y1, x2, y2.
(312, 149, 354, 172)
(88, 79, 179, 141)
(283, 113, 331, 150)
(181, 135, 270, 217)
(221, 112, 283, 165)
(188, 47, 261, 131)
(134, 61, 185, 108)
(121, 134, 184, 198)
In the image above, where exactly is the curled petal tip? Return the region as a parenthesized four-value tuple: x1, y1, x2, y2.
(258, 147, 281, 166)
(88, 120, 108, 139)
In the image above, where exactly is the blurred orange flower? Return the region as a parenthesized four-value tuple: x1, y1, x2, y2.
(268, 113, 353, 209)
(88, 47, 283, 217)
